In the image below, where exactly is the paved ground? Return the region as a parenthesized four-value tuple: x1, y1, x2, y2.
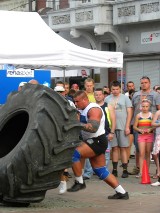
(0, 158, 159, 213)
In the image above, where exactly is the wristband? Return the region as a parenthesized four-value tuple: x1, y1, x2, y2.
(110, 132, 115, 135)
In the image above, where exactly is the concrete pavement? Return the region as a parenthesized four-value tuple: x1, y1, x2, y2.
(0, 158, 159, 213)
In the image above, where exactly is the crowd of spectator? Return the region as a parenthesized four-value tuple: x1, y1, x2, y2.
(18, 76, 160, 196)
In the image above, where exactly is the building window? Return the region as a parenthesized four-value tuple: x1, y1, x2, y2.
(82, 0, 91, 3)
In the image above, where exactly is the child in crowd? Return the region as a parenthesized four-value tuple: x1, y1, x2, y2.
(151, 110, 160, 186)
(133, 99, 154, 178)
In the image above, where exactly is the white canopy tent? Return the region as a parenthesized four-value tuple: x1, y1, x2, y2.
(0, 10, 123, 71)
(51, 70, 78, 78)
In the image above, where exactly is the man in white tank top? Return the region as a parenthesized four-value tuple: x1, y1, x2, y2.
(67, 91, 129, 200)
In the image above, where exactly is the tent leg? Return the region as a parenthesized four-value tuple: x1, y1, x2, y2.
(63, 68, 66, 82)
(120, 68, 123, 93)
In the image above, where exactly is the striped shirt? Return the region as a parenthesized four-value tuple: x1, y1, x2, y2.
(138, 112, 152, 130)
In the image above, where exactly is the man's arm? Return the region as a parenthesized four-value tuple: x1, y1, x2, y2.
(125, 107, 133, 135)
(133, 114, 140, 132)
(155, 92, 160, 110)
(107, 104, 116, 141)
(108, 104, 116, 133)
(81, 107, 102, 133)
(156, 104, 160, 110)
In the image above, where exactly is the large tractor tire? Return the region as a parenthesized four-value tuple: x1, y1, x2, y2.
(0, 84, 81, 206)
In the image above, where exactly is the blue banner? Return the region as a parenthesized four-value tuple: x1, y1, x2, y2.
(0, 69, 51, 104)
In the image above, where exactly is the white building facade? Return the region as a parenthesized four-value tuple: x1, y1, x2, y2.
(113, 0, 160, 89)
(0, 0, 33, 11)
(46, 0, 160, 88)
(46, 0, 121, 87)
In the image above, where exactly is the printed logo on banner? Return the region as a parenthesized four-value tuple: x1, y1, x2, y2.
(7, 69, 34, 77)
(107, 58, 118, 63)
(141, 31, 160, 44)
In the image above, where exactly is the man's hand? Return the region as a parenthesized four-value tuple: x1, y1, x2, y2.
(125, 127, 130, 136)
(81, 107, 102, 133)
(81, 120, 100, 133)
(108, 133, 114, 141)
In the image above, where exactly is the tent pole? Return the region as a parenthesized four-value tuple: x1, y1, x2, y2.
(120, 68, 123, 93)
(29, 0, 32, 12)
(63, 67, 66, 82)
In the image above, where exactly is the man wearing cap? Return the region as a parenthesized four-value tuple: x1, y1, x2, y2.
(55, 81, 73, 102)
(54, 85, 65, 93)
(54, 85, 75, 108)
(18, 82, 27, 91)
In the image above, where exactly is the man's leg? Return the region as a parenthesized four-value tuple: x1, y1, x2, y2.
(127, 125, 134, 160)
(151, 151, 160, 186)
(105, 141, 111, 170)
(120, 147, 129, 178)
(67, 143, 96, 192)
(112, 146, 119, 177)
(91, 154, 129, 200)
(111, 132, 119, 177)
(129, 130, 140, 175)
(105, 151, 110, 170)
(105, 174, 129, 199)
(118, 130, 129, 178)
(83, 158, 93, 180)
(127, 133, 134, 160)
(59, 172, 68, 194)
(135, 130, 140, 172)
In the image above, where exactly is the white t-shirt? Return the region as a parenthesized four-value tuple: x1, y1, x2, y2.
(79, 103, 105, 140)
(125, 92, 129, 97)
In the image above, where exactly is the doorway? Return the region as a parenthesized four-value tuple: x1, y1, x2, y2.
(108, 68, 117, 88)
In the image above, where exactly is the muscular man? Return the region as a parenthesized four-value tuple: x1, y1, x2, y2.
(67, 91, 129, 200)
(83, 88, 116, 180)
